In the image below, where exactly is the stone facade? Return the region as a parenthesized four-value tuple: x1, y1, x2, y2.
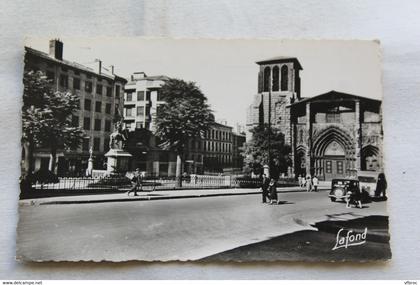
(24, 39, 127, 176)
(289, 91, 383, 180)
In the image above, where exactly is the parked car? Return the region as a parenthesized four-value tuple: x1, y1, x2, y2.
(329, 178, 359, 202)
(329, 178, 371, 203)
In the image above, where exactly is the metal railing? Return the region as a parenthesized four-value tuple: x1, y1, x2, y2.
(29, 175, 297, 192)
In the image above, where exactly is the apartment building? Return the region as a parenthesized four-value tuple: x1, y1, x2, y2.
(24, 39, 127, 176)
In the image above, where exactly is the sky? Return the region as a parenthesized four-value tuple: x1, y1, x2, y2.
(25, 38, 382, 127)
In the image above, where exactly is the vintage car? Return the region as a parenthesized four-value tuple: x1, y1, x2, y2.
(329, 178, 359, 202)
(328, 178, 371, 203)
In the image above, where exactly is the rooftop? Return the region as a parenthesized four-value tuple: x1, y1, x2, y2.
(256, 56, 303, 70)
(25, 46, 127, 83)
(287, 90, 382, 107)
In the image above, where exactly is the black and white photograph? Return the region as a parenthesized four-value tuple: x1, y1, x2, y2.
(17, 38, 390, 262)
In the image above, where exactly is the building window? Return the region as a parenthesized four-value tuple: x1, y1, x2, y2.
(84, 99, 91, 111)
(59, 74, 68, 88)
(71, 115, 79, 127)
(83, 117, 91, 130)
(137, 106, 144, 116)
(136, 122, 143, 129)
(85, 81, 92, 93)
(126, 122, 132, 129)
(106, 86, 112, 97)
(326, 160, 332, 173)
(281, 65, 288, 91)
(145, 106, 150, 116)
(46, 71, 55, 81)
(272, 66, 279, 91)
(82, 138, 90, 151)
(105, 120, 111, 132)
(156, 91, 163, 101)
(137, 91, 145, 101)
(126, 92, 132, 101)
(326, 112, 341, 123)
(146, 91, 151, 101)
(263, 66, 271, 92)
(93, 137, 100, 151)
(126, 108, 133, 117)
(73, 78, 80, 90)
(115, 85, 120, 98)
(94, 119, 101, 131)
(105, 103, 111, 114)
(104, 138, 110, 152)
(337, 161, 344, 174)
(96, 84, 102, 95)
(95, 101, 102, 113)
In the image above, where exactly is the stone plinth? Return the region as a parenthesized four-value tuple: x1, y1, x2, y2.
(105, 149, 132, 174)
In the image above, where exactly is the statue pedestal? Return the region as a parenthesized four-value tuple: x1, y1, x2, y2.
(105, 149, 132, 174)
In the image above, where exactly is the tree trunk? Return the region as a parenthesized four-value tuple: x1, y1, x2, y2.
(175, 153, 182, 187)
(49, 147, 57, 173)
(22, 140, 34, 175)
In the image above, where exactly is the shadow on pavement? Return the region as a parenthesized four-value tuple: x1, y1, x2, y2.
(200, 215, 391, 262)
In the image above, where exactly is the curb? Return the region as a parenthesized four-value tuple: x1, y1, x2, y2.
(22, 188, 330, 206)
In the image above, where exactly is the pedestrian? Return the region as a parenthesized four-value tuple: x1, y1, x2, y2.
(306, 174, 312, 192)
(127, 168, 142, 196)
(261, 174, 270, 203)
(301, 176, 306, 188)
(268, 178, 278, 204)
(346, 181, 362, 209)
(312, 175, 319, 192)
(375, 173, 387, 198)
(298, 174, 302, 188)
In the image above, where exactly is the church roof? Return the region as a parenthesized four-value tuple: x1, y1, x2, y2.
(288, 90, 382, 107)
(256, 56, 303, 70)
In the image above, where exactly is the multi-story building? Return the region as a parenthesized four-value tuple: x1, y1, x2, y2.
(123, 72, 169, 132)
(24, 39, 127, 176)
(201, 122, 233, 174)
(123, 72, 245, 176)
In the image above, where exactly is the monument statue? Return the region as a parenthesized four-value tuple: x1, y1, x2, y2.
(105, 121, 132, 174)
(109, 121, 129, 150)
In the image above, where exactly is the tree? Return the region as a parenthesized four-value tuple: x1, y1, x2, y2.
(22, 70, 85, 174)
(242, 124, 291, 179)
(155, 78, 213, 186)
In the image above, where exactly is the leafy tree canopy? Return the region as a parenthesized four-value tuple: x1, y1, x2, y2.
(155, 78, 213, 153)
(242, 124, 291, 178)
(22, 70, 85, 152)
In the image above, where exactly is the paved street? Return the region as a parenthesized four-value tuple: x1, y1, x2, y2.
(16, 190, 388, 261)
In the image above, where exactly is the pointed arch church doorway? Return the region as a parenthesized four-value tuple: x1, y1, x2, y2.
(323, 141, 346, 180)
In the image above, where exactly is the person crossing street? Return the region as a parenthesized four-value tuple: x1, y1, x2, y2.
(127, 168, 142, 196)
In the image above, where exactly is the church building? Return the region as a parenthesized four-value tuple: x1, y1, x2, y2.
(246, 57, 383, 180)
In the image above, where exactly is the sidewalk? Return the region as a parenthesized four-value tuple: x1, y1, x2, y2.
(19, 186, 330, 206)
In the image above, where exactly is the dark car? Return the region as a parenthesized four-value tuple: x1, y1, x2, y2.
(329, 178, 371, 203)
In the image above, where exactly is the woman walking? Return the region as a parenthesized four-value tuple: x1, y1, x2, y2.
(306, 174, 312, 192)
(269, 179, 278, 204)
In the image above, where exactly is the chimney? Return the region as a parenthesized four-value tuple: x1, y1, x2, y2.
(49, 39, 63, 60)
(95, 59, 102, 74)
(110, 65, 115, 75)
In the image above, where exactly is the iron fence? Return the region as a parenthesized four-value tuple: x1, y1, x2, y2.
(29, 175, 297, 192)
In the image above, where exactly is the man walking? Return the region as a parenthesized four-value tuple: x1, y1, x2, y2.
(127, 168, 142, 196)
(261, 174, 270, 203)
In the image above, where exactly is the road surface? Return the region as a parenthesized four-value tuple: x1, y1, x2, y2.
(16, 190, 388, 261)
